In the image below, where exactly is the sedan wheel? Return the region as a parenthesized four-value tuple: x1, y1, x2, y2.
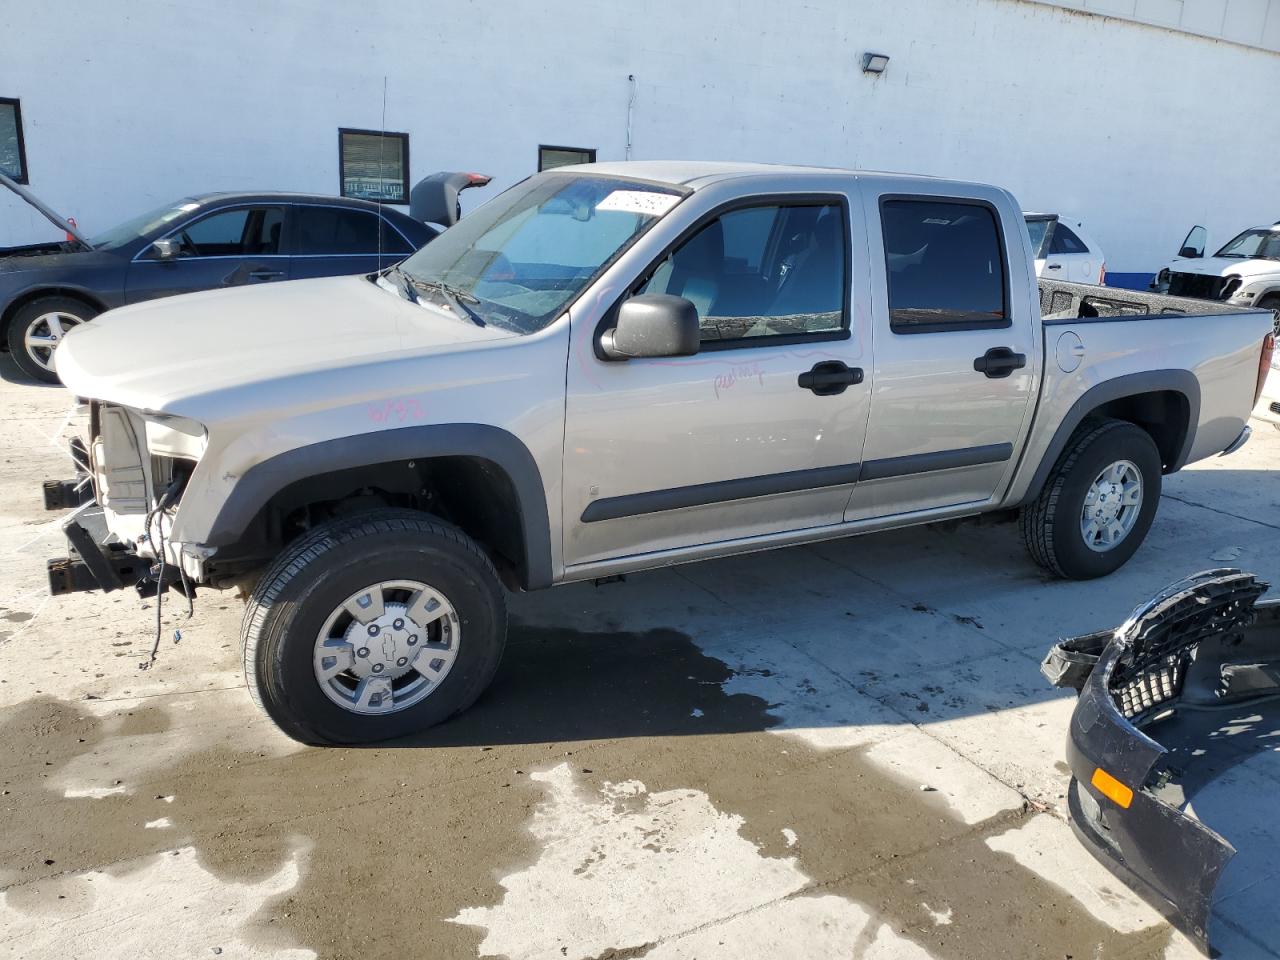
(7, 296, 100, 384)
(24, 311, 84, 374)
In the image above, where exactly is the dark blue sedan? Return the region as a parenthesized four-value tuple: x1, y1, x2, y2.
(0, 176, 477, 381)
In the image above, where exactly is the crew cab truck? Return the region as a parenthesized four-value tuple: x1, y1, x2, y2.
(44, 162, 1276, 745)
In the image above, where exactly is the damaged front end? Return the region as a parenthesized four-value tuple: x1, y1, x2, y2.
(45, 400, 205, 599)
(1043, 569, 1280, 955)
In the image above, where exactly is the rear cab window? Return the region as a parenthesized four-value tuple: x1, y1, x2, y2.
(880, 197, 1010, 334)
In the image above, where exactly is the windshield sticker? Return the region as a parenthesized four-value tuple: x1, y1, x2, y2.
(596, 190, 681, 217)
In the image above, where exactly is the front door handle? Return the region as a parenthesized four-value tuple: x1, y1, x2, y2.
(249, 268, 285, 281)
(973, 347, 1027, 379)
(798, 360, 864, 396)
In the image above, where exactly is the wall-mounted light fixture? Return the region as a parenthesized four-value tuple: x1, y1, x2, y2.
(861, 52, 890, 75)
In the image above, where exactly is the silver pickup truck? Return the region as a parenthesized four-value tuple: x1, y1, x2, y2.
(44, 161, 1276, 744)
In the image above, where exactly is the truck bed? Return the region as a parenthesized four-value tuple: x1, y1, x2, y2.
(1038, 278, 1269, 325)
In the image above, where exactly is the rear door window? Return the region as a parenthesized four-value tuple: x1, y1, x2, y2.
(881, 198, 1009, 333)
(295, 206, 383, 255)
(1049, 224, 1089, 254)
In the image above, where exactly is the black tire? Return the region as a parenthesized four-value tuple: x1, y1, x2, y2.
(1020, 418, 1162, 580)
(1257, 295, 1280, 334)
(241, 509, 507, 745)
(6, 296, 99, 384)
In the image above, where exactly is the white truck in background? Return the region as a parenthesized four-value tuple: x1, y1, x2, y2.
(1153, 221, 1280, 313)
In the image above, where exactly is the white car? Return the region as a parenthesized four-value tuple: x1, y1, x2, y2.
(1256, 347, 1280, 430)
(1024, 213, 1106, 285)
(1154, 222, 1280, 313)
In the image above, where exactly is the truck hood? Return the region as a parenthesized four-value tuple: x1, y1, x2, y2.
(1168, 256, 1280, 280)
(55, 275, 515, 413)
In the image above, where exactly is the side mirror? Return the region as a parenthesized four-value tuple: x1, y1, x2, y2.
(1177, 246, 1201, 259)
(152, 237, 182, 260)
(599, 294, 700, 360)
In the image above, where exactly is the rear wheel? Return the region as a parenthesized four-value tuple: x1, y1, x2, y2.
(241, 510, 507, 745)
(6, 296, 99, 383)
(1021, 419, 1162, 580)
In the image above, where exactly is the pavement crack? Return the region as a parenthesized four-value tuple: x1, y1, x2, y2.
(1161, 491, 1280, 532)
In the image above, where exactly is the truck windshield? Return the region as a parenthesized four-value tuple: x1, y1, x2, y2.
(1214, 228, 1280, 261)
(396, 173, 686, 333)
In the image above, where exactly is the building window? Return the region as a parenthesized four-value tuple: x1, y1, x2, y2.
(339, 128, 410, 204)
(1, 97, 28, 184)
(538, 145, 596, 172)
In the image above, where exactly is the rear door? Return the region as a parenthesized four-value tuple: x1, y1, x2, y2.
(844, 191, 1037, 522)
(125, 204, 289, 302)
(288, 204, 414, 279)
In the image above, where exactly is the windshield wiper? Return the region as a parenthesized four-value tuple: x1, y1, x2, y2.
(411, 278, 486, 327)
(385, 265, 419, 304)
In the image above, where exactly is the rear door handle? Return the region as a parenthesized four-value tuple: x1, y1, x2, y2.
(798, 360, 864, 396)
(973, 347, 1027, 379)
(1046, 263, 1062, 270)
(249, 268, 284, 281)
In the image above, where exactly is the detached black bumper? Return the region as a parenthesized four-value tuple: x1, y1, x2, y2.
(1044, 570, 1279, 956)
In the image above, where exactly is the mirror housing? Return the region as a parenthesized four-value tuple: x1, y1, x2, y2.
(152, 237, 181, 260)
(599, 294, 700, 360)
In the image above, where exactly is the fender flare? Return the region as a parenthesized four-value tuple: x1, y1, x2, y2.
(203, 423, 553, 589)
(1015, 370, 1200, 507)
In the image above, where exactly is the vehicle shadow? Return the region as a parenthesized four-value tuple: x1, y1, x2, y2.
(0, 351, 60, 387)
(386, 622, 782, 748)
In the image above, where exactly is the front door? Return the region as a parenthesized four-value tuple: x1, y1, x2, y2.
(126, 205, 289, 302)
(845, 193, 1037, 522)
(562, 195, 873, 568)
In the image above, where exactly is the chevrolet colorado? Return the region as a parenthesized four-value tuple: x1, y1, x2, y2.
(42, 162, 1276, 744)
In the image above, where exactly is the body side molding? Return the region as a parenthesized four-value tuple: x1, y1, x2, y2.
(581, 443, 1015, 523)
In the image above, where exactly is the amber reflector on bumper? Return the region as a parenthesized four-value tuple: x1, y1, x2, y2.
(1091, 767, 1134, 809)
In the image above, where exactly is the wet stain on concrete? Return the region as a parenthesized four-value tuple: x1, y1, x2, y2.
(0, 621, 1173, 959)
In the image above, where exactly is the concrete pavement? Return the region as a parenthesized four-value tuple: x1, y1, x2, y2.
(1, 353, 1277, 959)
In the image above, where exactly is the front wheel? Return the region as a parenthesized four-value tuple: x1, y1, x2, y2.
(7, 296, 99, 383)
(241, 510, 507, 745)
(1021, 419, 1162, 580)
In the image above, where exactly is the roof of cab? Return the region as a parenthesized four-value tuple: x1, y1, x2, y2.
(548, 159, 1007, 197)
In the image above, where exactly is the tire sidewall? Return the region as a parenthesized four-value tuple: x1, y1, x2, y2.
(255, 527, 504, 743)
(1049, 425, 1162, 578)
(9, 297, 97, 383)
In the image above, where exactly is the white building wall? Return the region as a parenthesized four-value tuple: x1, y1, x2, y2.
(1, 0, 1278, 277)
(1035, 0, 1280, 51)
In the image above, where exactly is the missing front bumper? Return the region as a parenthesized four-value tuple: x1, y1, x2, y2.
(1044, 569, 1280, 956)
(46, 509, 148, 595)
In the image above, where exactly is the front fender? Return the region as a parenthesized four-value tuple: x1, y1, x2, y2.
(199, 423, 553, 589)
